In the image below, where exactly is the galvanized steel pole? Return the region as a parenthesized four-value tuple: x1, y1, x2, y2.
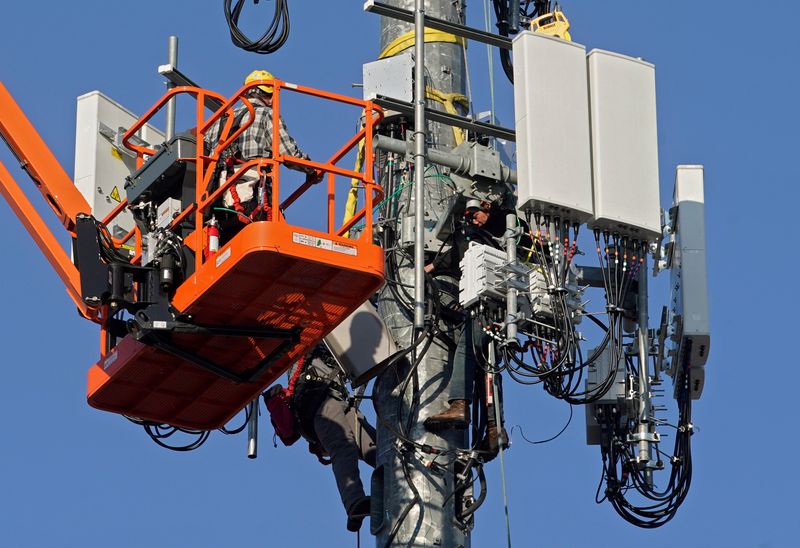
(413, 0, 426, 330)
(246, 399, 258, 459)
(374, 1, 470, 547)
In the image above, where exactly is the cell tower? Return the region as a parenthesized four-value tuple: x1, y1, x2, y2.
(360, 0, 709, 544)
(0, 1, 709, 546)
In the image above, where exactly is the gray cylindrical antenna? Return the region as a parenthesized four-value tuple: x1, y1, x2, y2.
(506, 213, 518, 341)
(165, 36, 178, 141)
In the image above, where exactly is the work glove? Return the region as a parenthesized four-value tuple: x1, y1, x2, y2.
(305, 169, 324, 185)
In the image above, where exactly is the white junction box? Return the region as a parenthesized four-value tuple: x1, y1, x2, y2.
(512, 32, 593, 223)
(459, 243, 508, 307)
(362, 52, 414, 103)
(156, 198, 182, 230)
(74, 91, 164, 243)
(588, 50, 661, 241)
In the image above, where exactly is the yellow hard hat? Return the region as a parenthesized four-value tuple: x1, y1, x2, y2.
(244, 69, 276, 94)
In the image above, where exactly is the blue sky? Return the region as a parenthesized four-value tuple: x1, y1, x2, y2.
(0, 1, 797, 547)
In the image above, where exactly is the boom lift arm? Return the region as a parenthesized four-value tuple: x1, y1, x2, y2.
(0, 82, 95, 320)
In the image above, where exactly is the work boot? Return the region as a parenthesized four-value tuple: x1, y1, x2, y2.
(480, 423, 509, 462)
(424, 399, 470, 431)
(346, 495, 371, 532)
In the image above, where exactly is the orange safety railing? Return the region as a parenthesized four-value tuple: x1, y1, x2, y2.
(116, 80, 384, 269)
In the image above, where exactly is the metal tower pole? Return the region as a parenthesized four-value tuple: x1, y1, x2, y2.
(413, 0, 426, 330)
(374, 1, 469, 547)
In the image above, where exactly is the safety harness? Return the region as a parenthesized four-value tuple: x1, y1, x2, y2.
(213, 106, 274, 222)
(264, 349, 347, 453)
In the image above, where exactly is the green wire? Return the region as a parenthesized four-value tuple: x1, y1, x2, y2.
(213, 207, 251, 223)
(349, 168, 453, 232)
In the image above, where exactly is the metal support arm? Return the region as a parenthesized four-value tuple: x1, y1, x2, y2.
(374, 134, 517, 184)
(364, 0, 513, 50)
(373, 95, 516, 142)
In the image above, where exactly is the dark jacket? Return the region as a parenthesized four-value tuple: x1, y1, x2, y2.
(431, 205, 534, 276)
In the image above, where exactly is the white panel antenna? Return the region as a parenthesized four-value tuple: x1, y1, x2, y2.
(587, 50, 661, 241)
(324, 300, 398, 387)
(512, 32, 593, 222)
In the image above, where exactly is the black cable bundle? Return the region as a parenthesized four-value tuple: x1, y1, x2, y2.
(224, 0, 290, 54)
(127, 405, 251, 451)
(497, 216, 623, 404)
(596, 371, 694, 528)
(492, 0, 516, 82)
(95, 220, 132, 265)
(521, 0, 552, 19)
(492, 1, 555, 82)
(125, 418, 211, 451)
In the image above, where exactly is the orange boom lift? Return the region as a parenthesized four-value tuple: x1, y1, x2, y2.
(0, 79, 384, 430)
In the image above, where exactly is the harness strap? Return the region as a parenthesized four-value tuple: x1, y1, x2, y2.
(228, 183, 246, 214)
(285, 355, 305, 397)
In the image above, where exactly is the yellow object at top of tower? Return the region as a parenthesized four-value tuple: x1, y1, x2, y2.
(529, 10, 572, 42)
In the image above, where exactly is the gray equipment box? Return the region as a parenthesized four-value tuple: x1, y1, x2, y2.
(324, 301, 398, 387)
(512, 32, 593, 222)
(667, 165, 710, 399)
(585, 345, 630, 446)
(363, 53, 414, 103)
(588, 50, 661, 241)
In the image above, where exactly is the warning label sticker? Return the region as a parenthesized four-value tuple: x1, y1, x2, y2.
(103, 350, 118, 371)
(110, 186, 122, 203)
(215, 247, 232, 268)
(332, 242, 358, 256)
(293, 232, 357, 256)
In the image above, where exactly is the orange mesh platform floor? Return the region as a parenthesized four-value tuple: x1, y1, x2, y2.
(87, 221, 383, 429)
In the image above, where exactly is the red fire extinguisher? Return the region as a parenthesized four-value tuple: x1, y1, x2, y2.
(205, 217, 220, 261)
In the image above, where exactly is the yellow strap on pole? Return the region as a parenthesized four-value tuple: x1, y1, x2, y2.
(378, 27, 466, 60)
(342, 134, 366, 238)
(380, 28, 469, 143)
(425, 87, 469, 145)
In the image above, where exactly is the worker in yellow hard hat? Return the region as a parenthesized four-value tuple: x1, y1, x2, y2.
(244, 68, 276, 94)
(205, 69, 322, 225)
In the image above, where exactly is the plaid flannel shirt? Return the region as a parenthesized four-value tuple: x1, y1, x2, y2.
(205, 98, 314, 174)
